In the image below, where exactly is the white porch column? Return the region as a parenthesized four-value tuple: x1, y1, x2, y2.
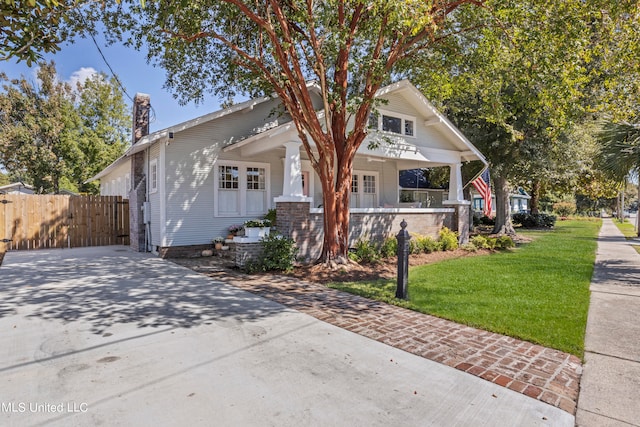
(274, 141, 311, 202)
(446, 162, 465, 203)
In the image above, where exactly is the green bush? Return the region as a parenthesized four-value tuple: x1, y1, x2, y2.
(416, 235, 441, 253)
(512, 212, 556, 228)
(409, 237, 422, 255)
(349, 238, 380, 264)
(438, 227, 459, 251)
(264, 208, 277, 225)
(380, 237, 398, 258)
(552, 201, 576, 217)
(247, 233, 298, 273)
(470, 235, 490, 249)
(461, 243, 477, 252)
(495, 235, 515, 249)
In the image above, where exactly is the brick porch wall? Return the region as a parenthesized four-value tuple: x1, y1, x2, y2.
(276, 201, 459, 262)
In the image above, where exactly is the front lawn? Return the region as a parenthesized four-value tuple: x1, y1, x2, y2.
(330, 220, 600, 357)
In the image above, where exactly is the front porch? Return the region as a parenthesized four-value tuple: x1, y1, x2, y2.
(276, 201, 469, 261)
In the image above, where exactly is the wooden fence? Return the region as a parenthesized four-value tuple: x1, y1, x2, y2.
(0, 195, 129, 252)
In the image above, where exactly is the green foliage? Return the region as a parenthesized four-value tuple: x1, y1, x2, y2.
(438, 227, 458, 251)
(248, 233, 298, 273)
(0, 1, 70, 65)
(512, 212, 557, 228)
(553, 201, 577, 217)
(349, 238, 380, 264)
(244, 219, 271, 228)
(0, 62, 128, 194)
(264, 208, 277, 226)
(473, 215, 496, 227)
(470, 235, 490, 249)
(460, 243, 477, 252)
(495, 235, 515, 249)
(379, 237, 398, 259)
(415, 235, 441, 253)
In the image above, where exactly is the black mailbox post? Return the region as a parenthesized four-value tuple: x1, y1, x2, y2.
(396, 219, 410, 300)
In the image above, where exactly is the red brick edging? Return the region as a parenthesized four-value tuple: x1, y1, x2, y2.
(201, 269, 582, 414)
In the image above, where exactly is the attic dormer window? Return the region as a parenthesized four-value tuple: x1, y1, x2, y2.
(368, 109, 416, 137)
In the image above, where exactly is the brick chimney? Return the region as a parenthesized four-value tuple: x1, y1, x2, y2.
(129, 93, 150, 252)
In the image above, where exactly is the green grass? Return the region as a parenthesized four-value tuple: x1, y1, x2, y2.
(330, 220, 600, 357)
(613, 218, 638, 239)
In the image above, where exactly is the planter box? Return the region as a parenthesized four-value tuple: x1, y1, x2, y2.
(244, 227, 270, 238)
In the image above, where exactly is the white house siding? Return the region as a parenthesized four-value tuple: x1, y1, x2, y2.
(163, 99, 289, 247)
(99, 159, 130, 198)
(372, 92, 456, 152)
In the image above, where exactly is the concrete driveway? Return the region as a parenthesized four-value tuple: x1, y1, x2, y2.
(0, 246, 573, 426)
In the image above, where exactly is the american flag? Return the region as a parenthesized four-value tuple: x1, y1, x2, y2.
(472, 169, 492, 217)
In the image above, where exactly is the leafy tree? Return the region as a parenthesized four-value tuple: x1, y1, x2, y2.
(0, 62, 79, 193)
(0, 62, 128, 194)
(86, 0, 486, 262)
(0, 171, 10, 186)
(413, 0, 627, 234)
(598, 121, 640, 228)
(74, 73, 129, 193)
(0, 1, 79, 65)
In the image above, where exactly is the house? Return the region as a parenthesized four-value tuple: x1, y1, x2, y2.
(472, 188, 531, 216)
(0, 182, 34, 195)
(89, 80, 487, 260)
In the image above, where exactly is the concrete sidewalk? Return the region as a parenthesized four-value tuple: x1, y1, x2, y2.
(0, 246, 573, 426)
(576, 218, 640, 426)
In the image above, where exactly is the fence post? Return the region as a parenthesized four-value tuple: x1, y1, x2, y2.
(396, 219, 410, 300)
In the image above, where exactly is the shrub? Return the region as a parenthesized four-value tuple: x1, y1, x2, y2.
(250, 233, 298, 273)
(470, 235, 490, 249)
(439, 227, 458, 251)
(349, 238, 380, 264)
(380, 237, 397, 258)
(485, 237, 497, 250)
(479, 215, 495, 226)
(512, 212, 556, 228)
(495, 235, 515, 249)
(552, 201, 576, 217)
(264, 208, 277, 225)
(409, 237, 422, 255)
(461, 243, 477, 252)
(416, 235, 441, 253)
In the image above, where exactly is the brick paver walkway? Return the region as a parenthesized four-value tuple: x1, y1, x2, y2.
(178, 262, 582, 415)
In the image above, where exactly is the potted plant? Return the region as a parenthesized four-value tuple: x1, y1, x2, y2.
(243, 219, 271, 238)
(227, 224, 243, 239)
(213, 236, 225, 250)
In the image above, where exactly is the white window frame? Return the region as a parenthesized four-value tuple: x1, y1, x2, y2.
(149, 158, 158, 194)
(213, 160, 271, 217)
(370, 109, 417, 138)
(124, 173, 131, 198)
(351, 170, 379, 208)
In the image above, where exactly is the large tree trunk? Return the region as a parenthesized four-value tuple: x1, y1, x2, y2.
(492, 175, 516, 235)
(317, 146, 356, 264)
(530, 179, 541, 214)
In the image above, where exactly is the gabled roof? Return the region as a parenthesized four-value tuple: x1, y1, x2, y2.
(90, 79, 486, 182)
(0, 182, 34, 194)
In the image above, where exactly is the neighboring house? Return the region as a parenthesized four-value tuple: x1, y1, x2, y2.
(472, 188, 532, 216)
(89, 80, 487, 260)
(0, 182, 34, 195)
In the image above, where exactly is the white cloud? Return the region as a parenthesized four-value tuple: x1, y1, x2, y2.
(68, 67, 98, 88)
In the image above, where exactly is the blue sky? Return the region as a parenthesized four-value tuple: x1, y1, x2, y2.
(1, 33, 224, 133)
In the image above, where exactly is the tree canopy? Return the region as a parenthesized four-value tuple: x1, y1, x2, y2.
(411, 0, 638, 230)
(0, 61, 129, 194)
